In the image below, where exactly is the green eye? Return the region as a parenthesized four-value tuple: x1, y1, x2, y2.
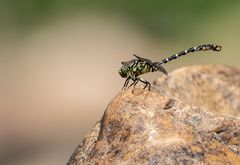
(119, 66, 128, 78)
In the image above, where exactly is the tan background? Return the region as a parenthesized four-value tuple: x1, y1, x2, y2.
(0, 1, 240, 164)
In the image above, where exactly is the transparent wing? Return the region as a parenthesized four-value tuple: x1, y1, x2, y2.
(153, 62, 168, 76)
(133, 54, 152, 64)
(121, 59, 135, 67)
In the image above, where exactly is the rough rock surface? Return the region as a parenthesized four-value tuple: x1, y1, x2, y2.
(67, 65, 240, 165)
(154, 65, 240, 117)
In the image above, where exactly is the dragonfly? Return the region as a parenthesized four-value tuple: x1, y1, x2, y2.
(119, 44, 222, 91)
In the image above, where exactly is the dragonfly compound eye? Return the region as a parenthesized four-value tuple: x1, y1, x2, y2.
(119, 66, 128, 78)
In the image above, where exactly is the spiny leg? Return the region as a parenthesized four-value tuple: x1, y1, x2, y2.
(122, 76, 131, 90)
(127, 77, 138, 89)
(133, 78, 139, 87)
(138, 77, 151, 91)
(127, 77, 151, 90)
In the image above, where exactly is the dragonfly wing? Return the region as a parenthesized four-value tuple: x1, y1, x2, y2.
(133, 54, 152, 63)
(121, 59, 135, 67)
(158, 65, 168, 76)
(153, 62, 168, 76)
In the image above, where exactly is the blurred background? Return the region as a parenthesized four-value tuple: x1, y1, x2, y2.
(0, 0, 240, 164)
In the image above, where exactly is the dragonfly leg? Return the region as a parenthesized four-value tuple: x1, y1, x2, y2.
(138, 77, 151, 91)
(122, 76, 131, 90)
(128, 77, 151, 90)
(133, 78, 139, 87)
(128, 77, 138, 89)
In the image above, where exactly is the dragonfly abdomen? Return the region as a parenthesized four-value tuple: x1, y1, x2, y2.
(160, 44, 221, 64)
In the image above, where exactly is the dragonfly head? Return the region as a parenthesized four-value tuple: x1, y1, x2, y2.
(119, 66, 128, 78)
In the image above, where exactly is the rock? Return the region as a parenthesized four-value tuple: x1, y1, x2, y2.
(67, 65, 240, 165)
(153, 65, 240, 117)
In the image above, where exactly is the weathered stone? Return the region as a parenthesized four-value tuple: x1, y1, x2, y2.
(67, 65, 240, 165)
(153, 65, 240, 116)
